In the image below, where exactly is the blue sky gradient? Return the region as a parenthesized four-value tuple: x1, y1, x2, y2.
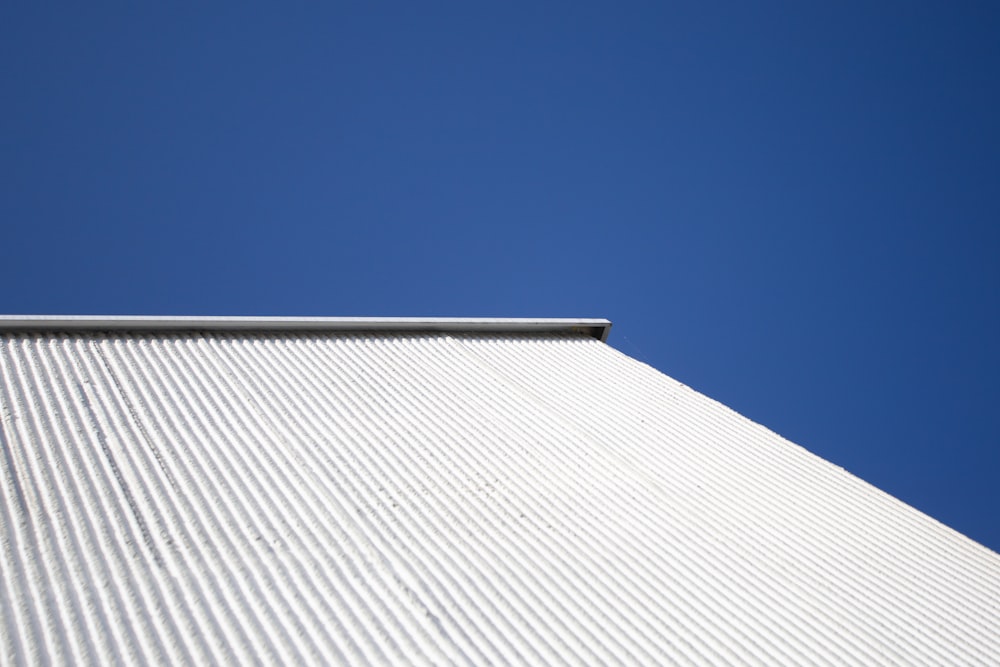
(2, 3, 998, 551)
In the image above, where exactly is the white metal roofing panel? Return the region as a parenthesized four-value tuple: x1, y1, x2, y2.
(1, 327, 998, 665)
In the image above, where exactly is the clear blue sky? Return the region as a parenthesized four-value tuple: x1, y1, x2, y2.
(2, 4, 998, 552)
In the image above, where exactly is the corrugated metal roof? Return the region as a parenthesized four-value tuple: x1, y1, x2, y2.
(1, 323, 998, 665)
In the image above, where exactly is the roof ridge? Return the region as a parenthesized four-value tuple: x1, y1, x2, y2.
(0, 315, 612, 342)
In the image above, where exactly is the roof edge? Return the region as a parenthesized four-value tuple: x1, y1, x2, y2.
(0, 316, 612, 342)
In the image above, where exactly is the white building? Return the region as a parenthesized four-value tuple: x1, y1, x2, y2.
(1, 316, 997, 665)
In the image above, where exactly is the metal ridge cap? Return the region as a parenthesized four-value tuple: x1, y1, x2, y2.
(0, 315, 613, 342)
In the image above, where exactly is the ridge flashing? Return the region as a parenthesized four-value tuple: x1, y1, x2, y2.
(0, 315, 612, 342)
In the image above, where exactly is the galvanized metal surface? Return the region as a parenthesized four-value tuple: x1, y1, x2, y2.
(1, 329, 998, 665)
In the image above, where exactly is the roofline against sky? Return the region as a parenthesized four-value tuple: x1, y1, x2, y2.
(0, 316, 613, 342)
